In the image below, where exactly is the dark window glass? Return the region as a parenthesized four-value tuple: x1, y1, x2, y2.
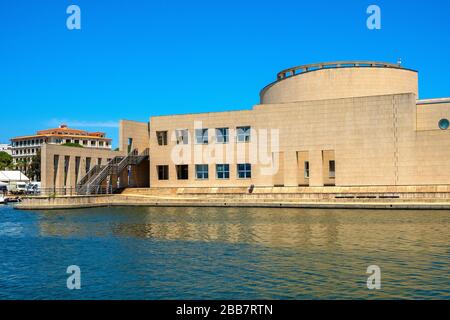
(237, 163, 251, 179)
(156, 131, 168, 146)
(176, 165, 189, 180)
(157, 165, 169, 180)
(304, 161, 310, 178)
(439, 119, 449, 130)
(329, 160, 335, 178)
(195, 164, 209, 179)
(216, 164, 230, 179)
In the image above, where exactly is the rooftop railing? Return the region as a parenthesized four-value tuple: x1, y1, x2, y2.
(276, 61, 403, 80)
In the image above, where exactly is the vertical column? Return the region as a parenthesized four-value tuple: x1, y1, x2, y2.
(284, 151, 298, 187)
(41, 145, 48, 190)
(272, 152, 284, 186)
(309, 150, 324, 187)
(79, 157, 87, 182)
(68, 156, 76, 191)
(55, 155, 65, 192)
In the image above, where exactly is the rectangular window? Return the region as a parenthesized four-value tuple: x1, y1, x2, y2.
(127, 138, 133, 153)
(237, 126, 251, 143)
(176, 165, 189, 180)
(237, 163, 251, 179)
(176, 129, 189, 145)
(304, 161, 310, 178)
(156, 131, 168, 146)
(216, 128, 229, 143)
(329, 160, 336, 178)
(157, 165, 169, 180)
(86, 157, 91, 173)
(216, 164, 230, 180)
(195, 129, 209, 144)
(99, 141, 104, 147)
(195, 164, 209, 180)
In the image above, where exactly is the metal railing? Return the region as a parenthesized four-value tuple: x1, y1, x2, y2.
(276, 61, 404, 80)
(76, 148, 150, 195)
(23, 186, 113, 197)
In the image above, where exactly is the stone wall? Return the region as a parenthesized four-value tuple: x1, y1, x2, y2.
(41, 144, 125, 190)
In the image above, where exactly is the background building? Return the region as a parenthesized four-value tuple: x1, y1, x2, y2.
(10, 124, 112, 163)
(0, 144, 12, 155)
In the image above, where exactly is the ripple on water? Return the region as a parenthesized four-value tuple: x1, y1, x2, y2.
(0, 205, 449, 299)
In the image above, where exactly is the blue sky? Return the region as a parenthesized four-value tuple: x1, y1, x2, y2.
(1, 0, 449, 147)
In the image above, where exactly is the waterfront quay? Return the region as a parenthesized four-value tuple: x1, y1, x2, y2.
(15, 186, 450, 210)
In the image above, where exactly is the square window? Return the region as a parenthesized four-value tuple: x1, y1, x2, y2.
(237, 163, 251, 179)
(157, 165, 169, 180)
(156, 131, 168, 146)
(176, 130, 189, 145)
(216, 128, 229, 143)
(195, 129, 209, 144)
(216, 164, 230, 180)
(195, 164, 209, 180)
(176, 165, 189, 180)
(237, 126, 251, 143)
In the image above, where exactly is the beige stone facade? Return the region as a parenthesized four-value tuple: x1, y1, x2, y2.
(41, 144, 125, 192)
(119, 120, 150, 154)
(116, 62, 450, 189)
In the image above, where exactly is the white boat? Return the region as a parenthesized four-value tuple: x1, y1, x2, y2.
(0, 196, 5, 204)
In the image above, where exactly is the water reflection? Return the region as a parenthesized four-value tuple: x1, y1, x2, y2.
(2, 205, 449, 299)
(37, 206, 450, 252)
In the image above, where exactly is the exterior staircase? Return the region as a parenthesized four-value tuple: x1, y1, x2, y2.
(76, 148, 149, 195)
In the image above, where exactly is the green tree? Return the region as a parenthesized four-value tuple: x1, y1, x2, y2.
(13, 158, 29, 176)
(62, 142, 84, 148)
(29, 150, 41, 181)
(0, 151, 13, 170)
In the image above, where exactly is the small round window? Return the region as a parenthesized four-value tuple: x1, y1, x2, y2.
(438, 118, 450, 130)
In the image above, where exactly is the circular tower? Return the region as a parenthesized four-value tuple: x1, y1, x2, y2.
(260, 61, 418, 104)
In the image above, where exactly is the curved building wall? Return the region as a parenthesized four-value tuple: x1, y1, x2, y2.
(260, 67, 418, 104)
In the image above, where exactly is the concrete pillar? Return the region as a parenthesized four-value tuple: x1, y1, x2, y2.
(284, 151, 298, 187)
(68, 156, 76, 191)
(55, 155, 65, 192)
(309, 150, 324, 187)
(79, 157, 87, 182)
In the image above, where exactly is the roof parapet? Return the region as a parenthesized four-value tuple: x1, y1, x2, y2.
(276, 61, 405, 81)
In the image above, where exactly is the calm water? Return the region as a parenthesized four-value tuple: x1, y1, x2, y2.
(0, 204, 449, 300)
